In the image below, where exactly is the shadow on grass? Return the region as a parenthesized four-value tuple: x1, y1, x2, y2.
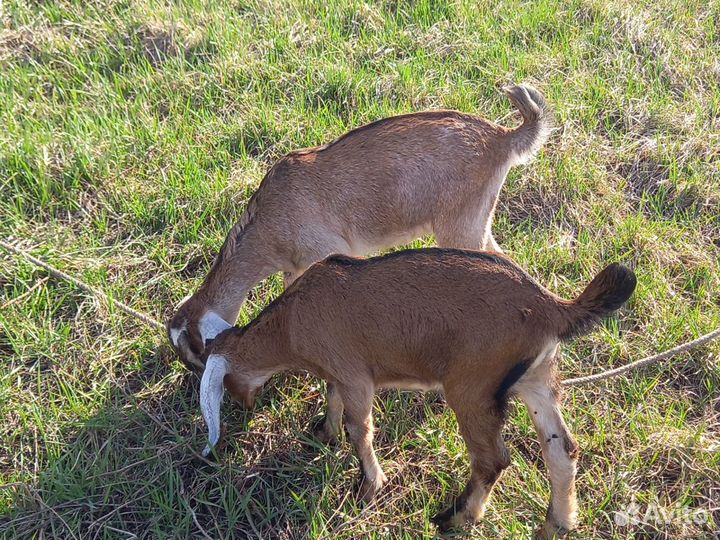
(0, 346, 376, 540)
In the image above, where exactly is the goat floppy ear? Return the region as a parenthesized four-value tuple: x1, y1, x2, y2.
(203, 321, 235, 350)
(198, 311, 233, 343)
(200, 355, 228, 457)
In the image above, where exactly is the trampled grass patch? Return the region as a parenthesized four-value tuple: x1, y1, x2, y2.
(1, 0, 718, 538)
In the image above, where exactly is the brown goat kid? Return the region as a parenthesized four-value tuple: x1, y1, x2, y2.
(198, 248, 636, 537)
(168, 85, 551, 371)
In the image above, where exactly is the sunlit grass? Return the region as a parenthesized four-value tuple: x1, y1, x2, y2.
(0, 0, 718, 538)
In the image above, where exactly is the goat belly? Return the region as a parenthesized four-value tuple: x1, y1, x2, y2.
(375, 377, 444, 392)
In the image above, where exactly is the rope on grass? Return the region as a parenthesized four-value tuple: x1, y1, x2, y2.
(0, 239, 166, 333)
(561, 326, 720, 386)
(1, 239, 718, 386)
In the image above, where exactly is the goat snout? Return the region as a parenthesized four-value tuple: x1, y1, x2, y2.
(169, 326, 205, 371)
(168, 309, 233, 372)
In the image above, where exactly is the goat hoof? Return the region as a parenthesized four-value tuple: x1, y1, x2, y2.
(431, 508, 460, 533)
(357, 481, 375, 504)
(310, 416, 338, 445)
(536, 519, 571, 539)
(316, 426, 338, 445)
(356, 473, 386, 504)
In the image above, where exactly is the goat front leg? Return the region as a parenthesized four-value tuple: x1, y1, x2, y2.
(315, 382, 344, 444)
(518, 383, 578, 538)
(338, 382, 387, 503)
(433, 396, 510, 531)
(281, 233, 351, 291)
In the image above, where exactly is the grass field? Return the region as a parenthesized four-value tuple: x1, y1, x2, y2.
(1, 0, 719, 538)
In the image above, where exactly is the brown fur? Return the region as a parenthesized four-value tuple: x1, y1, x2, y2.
(202, 248, 635, 537)
(168, 85, 552, 370)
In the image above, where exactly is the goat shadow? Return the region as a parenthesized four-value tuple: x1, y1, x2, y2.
(0, 344, 488, 540)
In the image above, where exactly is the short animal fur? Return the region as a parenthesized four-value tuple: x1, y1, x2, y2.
(198, 248, 636, 538)
(168, 85, 552, 371)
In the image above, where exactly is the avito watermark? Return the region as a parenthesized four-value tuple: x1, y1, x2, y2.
(614, 499, 709, 528)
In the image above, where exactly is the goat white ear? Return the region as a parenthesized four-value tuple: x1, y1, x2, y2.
(200, 354, 228, 457)
(218, 315, 232, 329)
(198, 311, 233, 343)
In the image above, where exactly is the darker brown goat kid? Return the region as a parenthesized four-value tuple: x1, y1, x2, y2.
(198, 249, 636, 537)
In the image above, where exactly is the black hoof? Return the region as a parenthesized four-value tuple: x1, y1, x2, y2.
(354, 472, 386, 505)
(431, 508, 456, 533)
(309, 414, 326, 435)
(309, 415, 338, 445)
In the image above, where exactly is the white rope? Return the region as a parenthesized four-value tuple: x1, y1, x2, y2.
(1, 240, 718, 385)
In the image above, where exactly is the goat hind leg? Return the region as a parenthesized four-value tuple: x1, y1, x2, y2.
(517, 383, 578, 538)
(434, 205, 502, 253)
(433, 399, 510, 531)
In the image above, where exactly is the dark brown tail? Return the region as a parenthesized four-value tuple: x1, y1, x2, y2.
(560, 263, 637, 340)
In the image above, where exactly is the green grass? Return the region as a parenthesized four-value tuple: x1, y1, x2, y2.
(1, 0, 719, 538)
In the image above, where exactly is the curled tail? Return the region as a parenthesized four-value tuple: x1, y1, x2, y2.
(502, 84, 553, 164)
(560, 263, 637, 340)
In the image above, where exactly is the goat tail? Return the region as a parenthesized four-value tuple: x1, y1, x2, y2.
(501, 84, 553, 165)
(559, 263, 637, 341)
(200, 354, 228, 457)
